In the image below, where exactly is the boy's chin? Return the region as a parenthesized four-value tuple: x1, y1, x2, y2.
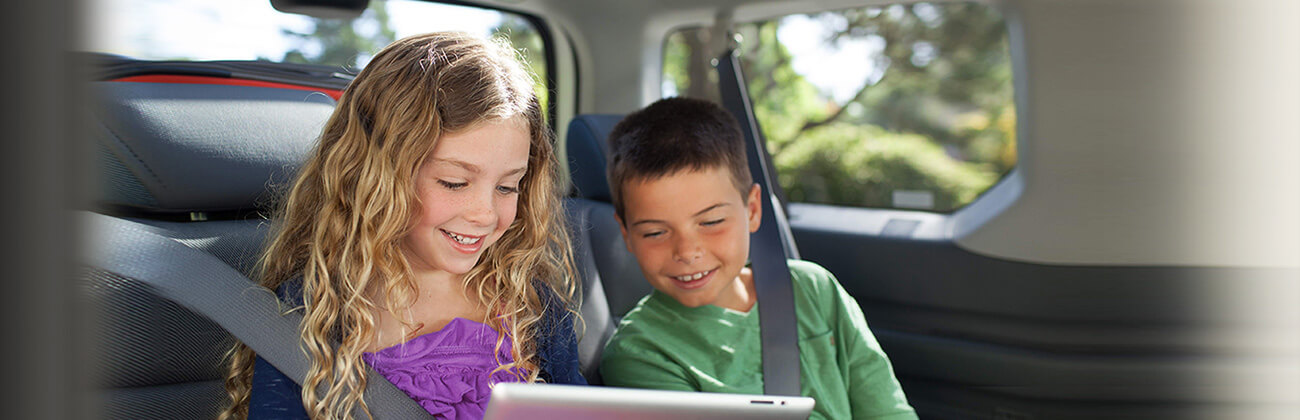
(658, 289, 715, 308)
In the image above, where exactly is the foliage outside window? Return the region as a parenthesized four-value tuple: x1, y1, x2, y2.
(90, 0, 550, 116)
(664, 2, 1015, 212)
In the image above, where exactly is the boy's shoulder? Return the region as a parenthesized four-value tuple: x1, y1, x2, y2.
(606, 291, 736, 346)
(602, 293, 683, 359)
(787, 259, 834, 279)
(615, 292, 698, 327)
(608, 293, 671, 336)
(786, 259, 841, 298)
(616, 293, 656, 321)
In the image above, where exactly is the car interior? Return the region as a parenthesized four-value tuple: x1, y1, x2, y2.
(83, 57, 661, 417)
(73, 0, 1297, 419)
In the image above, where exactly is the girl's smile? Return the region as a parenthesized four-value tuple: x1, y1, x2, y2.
(440, 228, 486, 252)
(403, 117, 531, 277)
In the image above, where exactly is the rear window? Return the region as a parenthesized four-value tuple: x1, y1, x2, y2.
(663, 2, 1015, 212)
(87, 0, 551, 112)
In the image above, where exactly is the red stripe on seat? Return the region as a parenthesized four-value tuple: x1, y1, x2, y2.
(112, 75, 343, 99)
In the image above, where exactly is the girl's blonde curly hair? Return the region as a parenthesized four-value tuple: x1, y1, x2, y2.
(220, 31, 577, 419)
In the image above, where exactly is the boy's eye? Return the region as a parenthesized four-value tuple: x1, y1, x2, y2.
(496, 185, 520, 195)
(437, 180, 468, 190)
(701, 218, 725, 226)
(641, 231, 664, 239)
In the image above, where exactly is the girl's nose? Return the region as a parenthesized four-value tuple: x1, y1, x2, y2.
(463, 189, 498, 226)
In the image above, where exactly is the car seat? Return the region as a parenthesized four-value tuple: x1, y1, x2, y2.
(563, 114, 654, 385)
(83, 76, 335, 419)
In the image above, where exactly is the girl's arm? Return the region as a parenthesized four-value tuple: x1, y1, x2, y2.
(248, 355, 310, 419)
(536, 282, 589, 385)
(246, 279, 311, 418)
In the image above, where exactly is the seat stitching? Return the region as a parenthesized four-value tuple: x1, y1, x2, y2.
(99, 117, 167, 190)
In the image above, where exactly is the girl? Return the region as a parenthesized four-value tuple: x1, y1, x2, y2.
(221, 32, 583, 419)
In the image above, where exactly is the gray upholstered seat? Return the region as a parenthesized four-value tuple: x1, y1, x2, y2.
(85, 81, 334, 419)
(563, 114, 654, 385)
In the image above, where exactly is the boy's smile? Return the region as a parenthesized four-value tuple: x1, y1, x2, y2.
(617, 166, 762, 311)
(670, 267, 717, 288)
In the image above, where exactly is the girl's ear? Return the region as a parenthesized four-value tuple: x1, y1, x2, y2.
(746, 183, 762, 233)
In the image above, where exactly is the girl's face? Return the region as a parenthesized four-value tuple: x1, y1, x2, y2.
(403, 117, 531, 277)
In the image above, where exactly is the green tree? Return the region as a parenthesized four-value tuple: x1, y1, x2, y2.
(828, 3, 1015, 170)
(280, 1, 396, 69)
(663, 2, 1015, 211)
(491, 16, 550, 120)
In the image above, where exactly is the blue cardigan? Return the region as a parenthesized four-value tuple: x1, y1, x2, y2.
(248, 280, 586, 418)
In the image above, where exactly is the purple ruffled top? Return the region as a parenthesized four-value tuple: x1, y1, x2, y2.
(362, 317, 526, 419)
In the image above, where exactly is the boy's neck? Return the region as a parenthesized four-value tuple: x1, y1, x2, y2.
(712, 267, 757, 313)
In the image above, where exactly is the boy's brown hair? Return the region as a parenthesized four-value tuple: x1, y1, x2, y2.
(606, 97, 753, 221)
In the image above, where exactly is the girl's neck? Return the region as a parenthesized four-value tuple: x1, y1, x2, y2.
(367, 269, 492, 351)
(408, 265, 465, 297)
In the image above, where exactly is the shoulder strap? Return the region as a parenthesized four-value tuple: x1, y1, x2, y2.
(717, 50, 804, 396)
(84, 212, 431, 419)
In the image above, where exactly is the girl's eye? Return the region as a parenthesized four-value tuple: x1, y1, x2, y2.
(438, 180, 468, 190)
(702, 219, 725, 226)
(496, 185, 520, 195)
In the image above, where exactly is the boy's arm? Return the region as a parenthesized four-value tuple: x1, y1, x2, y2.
(599, 344, 698, 392)
(826, 270, 918, 419)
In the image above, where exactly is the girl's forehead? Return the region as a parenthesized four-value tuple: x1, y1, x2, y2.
(424, 117, 531, 168)
(442, 114, 529, 138)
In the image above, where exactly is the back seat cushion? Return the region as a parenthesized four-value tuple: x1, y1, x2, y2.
(567, 198, 652, 383)
(564, 115, 657, 384)
(567, 200, 653, 317)
(93, 82, 333, 213)
(565, 114, 622, 202)
(87, 79, 334, 419)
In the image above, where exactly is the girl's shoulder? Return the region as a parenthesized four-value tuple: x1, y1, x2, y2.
(533, 279, 578, 334)
(532, 278, 570, 306)
(275, 276, 306, 307)
(527, 278, 586, 385)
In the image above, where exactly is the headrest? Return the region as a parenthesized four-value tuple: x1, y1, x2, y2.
(565, 114, 623, 202)
(92, 82, 335, 214)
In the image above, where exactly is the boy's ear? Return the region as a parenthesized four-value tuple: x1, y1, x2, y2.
(615, 213, 633, 251)
(746, 183, 762, 233)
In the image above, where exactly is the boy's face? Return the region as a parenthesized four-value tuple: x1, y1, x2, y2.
(617, 166, 762, 310)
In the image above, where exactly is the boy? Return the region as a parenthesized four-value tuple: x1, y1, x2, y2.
(599, 97, 917, 419)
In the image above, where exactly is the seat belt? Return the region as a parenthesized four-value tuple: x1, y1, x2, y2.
(717, 49, 803, 396)
(83, 212, 431, 419)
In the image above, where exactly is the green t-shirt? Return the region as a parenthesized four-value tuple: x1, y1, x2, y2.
(600, 260, 916, 420)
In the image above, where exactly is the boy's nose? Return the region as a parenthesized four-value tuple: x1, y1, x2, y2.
(673, 234, 704, 263)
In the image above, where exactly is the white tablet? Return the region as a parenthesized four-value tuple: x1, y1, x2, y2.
(484, 383, 815, 420)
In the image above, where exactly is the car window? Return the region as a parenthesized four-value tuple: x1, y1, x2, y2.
(663, 2, 1015, 212)
(87, 0, 552, 115)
